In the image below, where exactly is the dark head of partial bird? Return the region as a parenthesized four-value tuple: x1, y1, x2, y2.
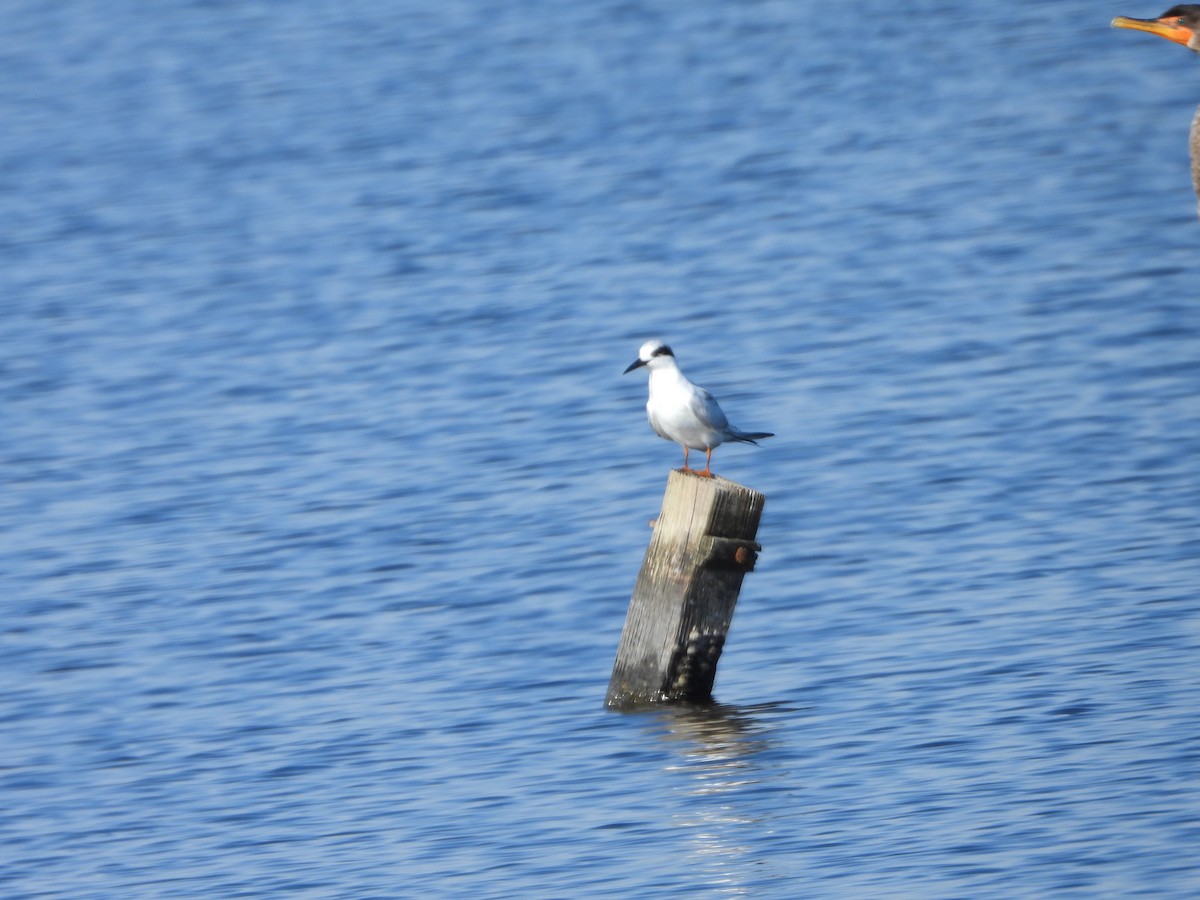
(1113, 6, 1200, 52)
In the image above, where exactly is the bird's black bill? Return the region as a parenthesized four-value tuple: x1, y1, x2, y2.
(623, 358, 646, 374)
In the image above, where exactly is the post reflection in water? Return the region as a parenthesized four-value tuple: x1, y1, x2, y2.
(643, 702, 801, 893)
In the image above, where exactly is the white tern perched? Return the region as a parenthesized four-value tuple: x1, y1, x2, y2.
(623, 338, 774, 477)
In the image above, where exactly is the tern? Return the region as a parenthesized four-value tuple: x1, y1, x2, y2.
(623, 338, 774, 477)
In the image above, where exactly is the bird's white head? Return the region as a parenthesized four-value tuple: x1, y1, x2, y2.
(623, 339, 677, 375)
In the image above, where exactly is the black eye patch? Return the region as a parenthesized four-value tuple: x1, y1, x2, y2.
(652, 345, 674, 358)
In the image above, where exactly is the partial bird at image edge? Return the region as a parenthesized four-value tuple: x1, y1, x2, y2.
(1112, 5, 1200, 214)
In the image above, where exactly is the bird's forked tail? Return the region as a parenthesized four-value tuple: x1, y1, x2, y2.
(729, 429, 774, 444)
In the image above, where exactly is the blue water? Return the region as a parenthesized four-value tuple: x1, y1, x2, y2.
(3, 1, 1199, 896)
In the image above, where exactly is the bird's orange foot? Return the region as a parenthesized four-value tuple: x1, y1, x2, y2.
(695, 468, 714, 478)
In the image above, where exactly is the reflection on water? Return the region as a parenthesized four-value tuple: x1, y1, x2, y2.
(649, 702, 786, 763)
(644, 703, 797, 894)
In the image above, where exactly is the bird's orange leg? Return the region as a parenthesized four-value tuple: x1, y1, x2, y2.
(681, 446, 693, 473)
(696, 447, 715, 478)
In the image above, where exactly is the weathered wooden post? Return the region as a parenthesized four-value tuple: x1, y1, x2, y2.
(607, 470, 765, 707)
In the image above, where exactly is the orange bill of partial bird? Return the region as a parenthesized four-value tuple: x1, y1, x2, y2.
(1112, 9, 1198, 48)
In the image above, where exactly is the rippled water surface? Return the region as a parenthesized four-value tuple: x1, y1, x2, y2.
(3, 1, 1199, 896)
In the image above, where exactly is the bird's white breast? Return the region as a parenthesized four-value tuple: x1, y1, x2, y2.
(646, 367, 728, 450)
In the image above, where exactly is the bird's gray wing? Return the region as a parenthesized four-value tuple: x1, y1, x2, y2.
(690, 387, 730, 432)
